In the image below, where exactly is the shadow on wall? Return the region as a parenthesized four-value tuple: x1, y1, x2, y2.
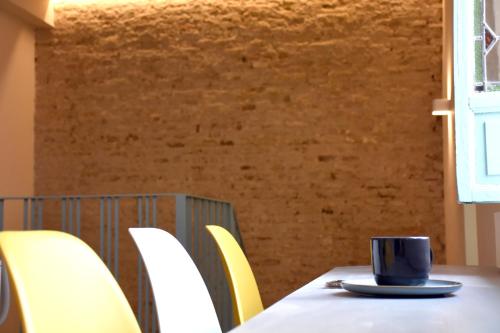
(0, 11, 22, 88)
(0, 0, 53, 28)
(477, 204, 500, 266)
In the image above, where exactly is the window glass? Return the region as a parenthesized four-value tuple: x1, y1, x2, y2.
(474, 0, 500, 91)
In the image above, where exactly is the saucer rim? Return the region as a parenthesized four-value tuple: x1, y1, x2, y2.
(342, 279, 462, 289)
(340, 279, 462, 296)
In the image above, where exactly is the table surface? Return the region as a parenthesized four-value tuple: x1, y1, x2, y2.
(229, 265, 500, 333)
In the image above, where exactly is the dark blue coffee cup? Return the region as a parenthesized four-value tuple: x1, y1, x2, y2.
(371, 237, 432, 286)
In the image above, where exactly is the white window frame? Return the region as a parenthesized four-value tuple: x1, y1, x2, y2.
(454, 0, 500, 202)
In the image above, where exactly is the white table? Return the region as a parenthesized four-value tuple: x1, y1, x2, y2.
(230, 265, 500, 333)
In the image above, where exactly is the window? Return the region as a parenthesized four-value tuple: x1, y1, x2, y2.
(455, 0, 500, 202)
(474, 0, 500, 91)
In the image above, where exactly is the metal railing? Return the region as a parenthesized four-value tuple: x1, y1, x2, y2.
(0, 193, 242, 332)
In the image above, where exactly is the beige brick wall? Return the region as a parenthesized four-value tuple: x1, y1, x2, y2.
(35, 0, 444, 306)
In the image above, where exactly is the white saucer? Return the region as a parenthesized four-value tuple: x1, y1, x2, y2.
(340, 279, 462, 296)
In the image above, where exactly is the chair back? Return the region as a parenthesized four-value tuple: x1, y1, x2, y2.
(205, 225, 263, 324)
(0, 230, 141, 333)
(129, 228, 222, 333)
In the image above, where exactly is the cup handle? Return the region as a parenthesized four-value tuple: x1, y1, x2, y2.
(430, 248, 434, 265)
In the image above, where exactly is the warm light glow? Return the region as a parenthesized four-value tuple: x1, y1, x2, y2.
(446, 64, 453, 99)
(432, 98, 452, 116)
(432, 110, 454, 116)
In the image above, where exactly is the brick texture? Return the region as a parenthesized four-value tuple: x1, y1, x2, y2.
(35, 0, 444, 307)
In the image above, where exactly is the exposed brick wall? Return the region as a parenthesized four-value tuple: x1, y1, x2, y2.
(35, 0, 444, 307)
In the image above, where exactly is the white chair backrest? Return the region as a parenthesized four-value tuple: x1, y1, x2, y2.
(129, 228, 222, 333)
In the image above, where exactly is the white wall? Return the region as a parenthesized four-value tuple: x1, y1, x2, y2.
(0, 9, 36, 332)
(442, 0, 466, 265)
(0, 10, 35, 226)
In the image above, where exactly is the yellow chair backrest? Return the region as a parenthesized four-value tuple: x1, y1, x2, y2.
(205, 225, 263, 325)
(0, 230, 141, 333)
